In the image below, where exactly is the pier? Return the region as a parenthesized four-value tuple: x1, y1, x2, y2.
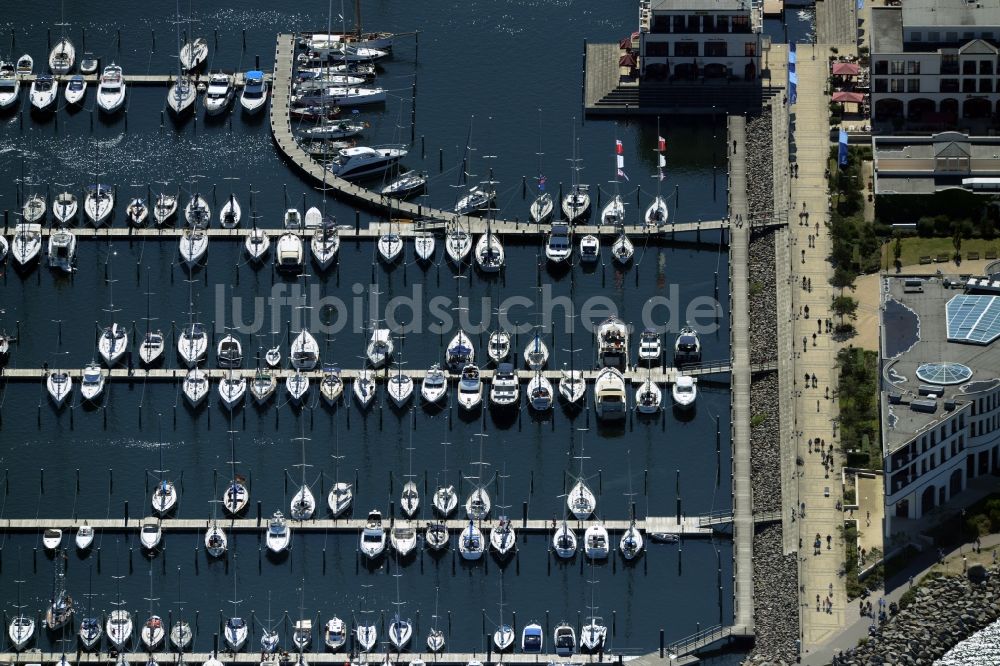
(17, 72, 271, 85)
(0, 653, 640, 665)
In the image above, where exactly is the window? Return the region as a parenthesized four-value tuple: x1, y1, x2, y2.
(984, 31, 994, 41)
(908, 61, 921, 74)
(646, 42, 669, 57)
(946, 31, 958, 42)
(891, 60, 905, 74)
(981, 78, 993, 93)
(982, 60, 994, 75)
(874, 79, 887, 93)
(717, 15, 729, 32)
(745, 42, 756, 57)
(875, 60, 888, 75)
(964, 31, 974, 40)
(705, 41, 727, 57)
(928, 31, 940, 42)
(891, 78, 904, 93)
(963, 78, 977, 92)
(672, 15, 685, 32)
(911, 31, 923, 42)
(908, 79, 920, 92)
(651, 16, 670, 33)
(942, 54, 959, 74)
(675, 42, 698, 57)
(686, 15, 700, 31)
(733, 16, 750, 32)
(963, 60, 977, 75)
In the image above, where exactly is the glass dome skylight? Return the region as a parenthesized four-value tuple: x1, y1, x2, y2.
(915, 362, 972, 386)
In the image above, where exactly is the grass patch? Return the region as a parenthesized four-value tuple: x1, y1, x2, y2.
(751, 413, 767, 428)
(895, 237, 1000, 269)
(836, 347, 881, 470)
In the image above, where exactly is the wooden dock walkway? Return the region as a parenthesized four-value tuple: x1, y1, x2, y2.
(18, 72, 271, 86)
(0, 652, 629, 665)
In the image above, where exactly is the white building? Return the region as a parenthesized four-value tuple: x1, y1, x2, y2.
(638, 0, 761, 82)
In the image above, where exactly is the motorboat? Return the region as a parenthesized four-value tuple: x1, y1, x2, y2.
(290, 483, 316, 521)
(298, 119, 366, 140)
(601, 194, 625, 226)
(390, 523, 417, 557)
(84, 184, 114, 225)
(22, 194, 46, 223)
(474, 233, 504, 272)
(366, 327, 392, 368)
(425, 521, 449, 550)
(645, 195, 669, 226)
(29, 74, 57, 111)
(223, 476, 249, 514)
(454, 186, 493, 216)
(284, 208, 303, 229)
(612, 232, 634, 264)
(559, 369, 586, 405)
(388, 614, 412, 651)
(203, 72, 235, 115)
(53, 192, 77, 224)
(445, 226, 472, 263)
(489, 362, 519, 408)
(245, 227, 270, 261)
(326, 145, 407, 180)
(79, 52, 98, 74)
(288, 329, 319, 370)
(140, 616, 165, 650)
(140, 521, 163, 550)
(528, 373, 553, 411)
(433, 485, 458, 516)
(636, 379, 662, 414)
(445, 330, 474, 371)
(42, 528, 64, 550)
(205, 522, 227, 557)
(353, 368, 376, 408)
(320, 365, 344, 404)
(580, 618, 607, 653)
(420, 363, 448, 404)
(0, 61, 19, 109)
(8, 614, 34, 650)
(382, 171, 427, 198)
(567, 479, 595, 520)
(0, 236, 7, 264)
(359, 509, 386, 559)
(523, 332, 548, 370)
(522, 623, 543, 653)
(80, 363, 105, 402)
(167, 75, 196, 115)
(177, 322, 208, 367)
(465, 486, 491, 520)
(311, 223, 340, 269)
(594, 367, 627, 421)
(106, 609, 132, 649)
(584, 523, 610, 559)
(63, 74, 87, 106)
(546, 223, 572, 262)
(638, 328, 662, 362)
(15, 54, 32, 76)
(324, 617, 347, 651)
(488, 330, 511, 364)
(179, 38, 208, 71)
(11, 223, 42, 266)
(580, 234, 600, 263)
(179, 227, 209, 266)
(620, 520, 644, 560)
(275, 232, 304, 271)
(554, 623, 577, 656)
(217, 334, 243, 368)
(456, 364, 482, 410)
(377, 231, 403, 263)
(674, 324, 702, 363)
(562, 183, 591, 222)
(596, 316, 629, 369)
(285, 371, 310, 404)
(387, 370, 413, 407)
(219, 194, 241, 228)
(530, 191, 554, 224)
(327, 480, 352, 516)
(240, 70, 268, 114)
(182, 368, 209, 406)
(218, 372, 247, 410)
(170, 619, 193, 650)
(153, 193, 178, 225)
(139, 330, 165, 365)
(75, 524, 95, 550)
(672, 374, 698, 408)
(98, 322, 128, 366)
(458, 520, 484, 561)
(251, 369, 277, 403)
(151, 478, 177, 515)
(412, 230, 435, 260)
(184, 194, 211, 228)
(96, 64, 126, 113)
(489, 515, 516, 558)
(126, 198, 149, 226)
(224, 616, 248, 651)
(265, 511, 291, 553)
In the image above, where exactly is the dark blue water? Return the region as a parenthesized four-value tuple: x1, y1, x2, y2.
(0, 1, 739, 661)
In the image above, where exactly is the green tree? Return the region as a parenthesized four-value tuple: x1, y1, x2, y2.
(832, 295, 859, 323)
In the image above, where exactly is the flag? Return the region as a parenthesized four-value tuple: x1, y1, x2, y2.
(657, 136, 666, 152)
(538, 175, 546, 192)
(615, 139, 623, 155)
(617, 169, 629, 181)
(658, 154, 666, 168)
(616, 155, 624, 170)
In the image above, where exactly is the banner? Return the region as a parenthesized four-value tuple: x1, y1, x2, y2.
(838, 129, 849, 167)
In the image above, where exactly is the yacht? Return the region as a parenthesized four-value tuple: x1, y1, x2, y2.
(365, 327, 392, 368)
(251, 368, 278, 403)
(562, 183, 591, 222)
(324, 617, 347, 651)
(98, 323, 128, 366)
(446, 330, 474, 371)
(0, 61, 19, 110)
(521, 623, 543, 654)
(153, 193, 178, 226)
(326, 145, 407, 180)
(179, 38, 208, 71)
(383, 171, 427, 199)
(265, 511, 291, 553)
(285, 371, 310, 404)
(433, 485, 458, 516)
(182, 368, 209, 406)
(584, 523, 610, 559)
(567, 479, 595, 520)
(523, 332, 548, 370)
(320, 365, 344, 405)
(558, 369, 586, 405)
(15, 54, 33, 76)
(79, 52, 98, 74)
(96, 64, 126, 113)
(527, 373, 553, 411)
(11, 223, 42, 266)
(546, 223, 572, 263)
(594, 367, 627, 421)
(474, 233, 504, 272)
(179, 227, 209, 266)
(240, 70, 268, 114)
(64, 74, 86, 105)
(420, 364, 448, 404)
(139, 330, 165, 365)
(245, 227, 270, 261)
(445, 226, 473, 263)
(29, 74, 57, 111)
(596, 316, 629, 369)
(674, 324, 702, 363)
(140, 521, 163, 550)
(291, 85, 386, 107)
(458, 520, 484, 561)
(619, 519, 644, 560)
(488, 329, 511, 363)
(42, 528, 64, 550)
(203, 72, 235, 115)
(638, 328, 662, 362)
(80, 363, 105, 402)
(177, 322, 208, 367)
(297, 118, 367, 140)
(456, 364, 482, 410)
(217, 334, 243, 368)
(554, 623, 577, 656)
(489, 362, 519, 408)
(580, 234, 600, 263)
(219, 194, 241, 228)
(48, 37, 76, 74)
(359, 510, 387, 559)
(126, 198, 149, 226)
(275, 232, 304, 271)
(636, 379, 662, 414)
(311, 223, 340, 269)
(672, 374, 698, 408)
(53, 192, 78, 224)
(390, 523, 417, 557)
(75, 524, 95, 551)
(218, 372, 247, 410)
(84, 184, 114, 225)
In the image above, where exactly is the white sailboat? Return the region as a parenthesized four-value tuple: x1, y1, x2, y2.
(645, 132, 669, 226)
(527, 371, 553, 411)
(84, 184, 114, 225)
(552, 519, 577, 559)
(365, 325, 393, 368)
(218, 371, 247, 410)
(46, 369, 72, 408)
(219, 193, 241, 228)
(290, 431, 316, 521)
(52, 191, 77, 224)
(426, 589, 446, 652)
(353, 368, 376, 408)
(153, 192, 178, 226)
(414, 231, 435, 261)
(177, 322, 208, 367)
(612, 232, 634, 264)
(377, 228, 403, 263)
(474, 230, 504, 273)
(126, 198, 149, 226)
(179, 227, 209, 266)
(320, 364, 344, 405)
(446, 329, 474, 371)
(523, 330, 549, 370)
(445, 224, 472, 263)
(487, 329, 511, 364)
(251, 366, 277, 403)
(11, 223, 42, 266)
(151, 430, 178, 515)
(559, 368, 586, 405)
(290, 328, 320, 370)
(311, 221, 340, 269)
(98, 321, 128, 367)
(567, 447, 596, 520)
(285, 370, 310, 404)
(562, 123, 591, 222)
(182, 368, 209, 406)
(458, 520, 484, 561)
(636, 375, 662, 414)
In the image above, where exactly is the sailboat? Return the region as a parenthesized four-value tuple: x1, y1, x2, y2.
(8, 576, 35, 650)
(426, 588, 446, 652)
(47, 347, 73, 408)
(612, 231, 634, 264)
(311, 218, 340, 269)
(139, 564, 164, 650)
(387, 358, 413, 407)
(205, 507, 228, 558)
(355, 586, 378, 652)
(327, 423, 353, 516)
(553, 518, 577, 559)
(413, 230, 435, 261)
(261, 593, 279, 653)
(620, 515, 644, 560)
(219, 193, 241, 228)
(400, 432, 420, 517)
(636, 371, 662, 414)
(453, 117, 495, 216)
(11, 223, 42, 266)
(291, 328, 320, 370)
(45, 550, 75, 630)
(223, 430, 250, 515)
(562, 121, 591, 222)
(290, 430, 316, 521)
(433, 442, 459, 516)
(218, 370, 247, 410)
(559, 367, 586, 405)
(489, 474, 516, 558)
(107, 560, 132, 649)
(445, 222, 472, 263)
(78, 568, 102, 650)
(98, 261, 128, 366)
(365, 323, 393, 368)
(177, 282, 207, 367)
(180, 36, 208, 71)
(529, 114, 553, 224)
(377, 222, 403, 263)
(487, 329, 511, 364)
(251, 365, 277, 403)
(53, 191, 77, 224)
(465, 433, 492, 520)
(446, 329, 474, 371)
(645, 129, 669, 226)
(523, 329, 549, 370)
(224, 549, 248, 651)
(387, 568, 412, 650)
(528, 369, 554, 411)
(84, 184, 114, 226)
(23, 193, 46, 223)
(126, 198, 149, 226)
(492, 574, 515, 651)
(579, 568, 607, 653)
(320, 364, 344, 405)
(182, 368, 209, 406)
(49, 4, 76, 74)
(567, 451, 596, 520)
(353, 368, 376, 408)
(474, 204, 504, 272)
(150, 425, 178, 515)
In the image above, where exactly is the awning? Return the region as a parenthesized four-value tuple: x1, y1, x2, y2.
(619, 37, 633, 49)
(832, 91, 865, 103)
(619, 52, 637, 67)
(832, 62, 860, 76)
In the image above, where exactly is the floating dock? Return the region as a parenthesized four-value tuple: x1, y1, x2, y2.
(17, 72, 271, 85)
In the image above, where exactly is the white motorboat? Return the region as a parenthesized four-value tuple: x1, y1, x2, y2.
(42, 528, 63, 550)
(298, 119, 367, 140)
(489, 516, 516, 558)
(205, 522, 227, 557)
(382, 171, 427, 198)
(377, 231, 403, 263)
(672, 374, 698, 408)
(353, 368, 376, 408)
(11, 223, 42, 266)
(445, 226, 473, 263)
(96, 64, 126, 113)
(412, 230, 435, 260)
(420, 363, 448, 403)
(522, 623, 544, 653)
(177, 323, 208, 367)
(474, 233, 504, 272)
(265, 511, 291, 553)
(596, 316, 629, 369)
(546, 223, 573, 262)
(251, 368, 277, 403)
(528, 373, 553, 411)
(594, 367, 627, 421)
(22, 194, 46, 223)
(126, 198, 149, 226)
(465, 486, 491, 520)
(8, 614, 34, 650)
(325, 144, 406, 179)
(219, 194, 241, 228)
(530, 191, 554, 224)
(224, 616, 249, 651)
(567, 479, 595, 519)
(327, 481, 352, 516)
(488, 329, 511, 364)
(580, 618, 607, 653)
(636, 379, 662, 413)
(217, 334, 243, 368)
(638, 328, 662, 362)
(612, 232, 634, 264)
(79, 52, 98, 74)
(284, 208, 303, 229)
(167, 75, 197, 115)
(139, 330, 165, 365)
(275, 232, 304, 271)
(183, 368, 209, 406)
(445, 330, 474, 371)
(559, 369, 586, 405)
(290, 484, 316, 521)
(285, 371, 310, 404)
(324, 616, 347, 651)
(523, 332, 548, 370)
(553, 520, 577, 558)
(674, 324, 702, 363)
(584, 523, 610, 559)
(179, 227, 209, 266)
(290, 329, 319, 370)
(0, 61, 19, 110)
(240, 70, 268, 113)
(141, 616, 165, 651)
(645, 196, 669, 226)
(184, 194, 211, 228)
(425, 521, 449, 550)
(456, 364, 482, 411)
(140, 521, 163, 550)
(458, 520, 484, 560)
(562, 186, 590, 222)
(245, 227, 270, 261)
(98, 323, 129, 366)
(218, 372, 247, 410)
(203, 72, 235, 115)
(49, 37, 76, 74)
(179, 38, 208, 71)
(489, 362, 519, 407)
(455, 186, 494, 216)
(153, 193, 178, 225)
(579, 234, 600, 263)
(80, 363, 105, 402)
(601, 194, 624, 226)
(619, 520, 644, 560)
(320, 365, 344, 404)
(151, 478, 178, 515)
(359, 509, 386, 559)
(52, 192, 77, 224)
(15, 54, 33, 76)
(84, 184, 114, 225)
(433, 485, 458, 516)
(387, 371, 413, 407)
(30, 74, 57, 111)
(223, 476, 250, 514)
(0, 235, 7, 264)
(311, 223, 340, 269)
(106, 609, 132, 649)
(390, 523, 417, 557)
(75, 524, 95, 550)
(366, 327, 392, 368)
